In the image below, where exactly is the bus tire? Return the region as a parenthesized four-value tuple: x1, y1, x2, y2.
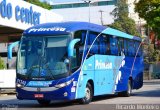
(120, 80, 132, 97)
(80, 83, 93, 104)
(37, 99, 51, 106)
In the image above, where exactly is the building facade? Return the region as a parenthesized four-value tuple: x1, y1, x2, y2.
(127, 0, 146, 37)
(51, 0, 116, 25)
(51, 0, 147, 38)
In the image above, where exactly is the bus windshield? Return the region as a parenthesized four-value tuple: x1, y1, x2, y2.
(17, 35, 70, 80)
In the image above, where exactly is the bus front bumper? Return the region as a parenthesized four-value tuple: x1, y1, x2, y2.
(16, 86, 76, 101)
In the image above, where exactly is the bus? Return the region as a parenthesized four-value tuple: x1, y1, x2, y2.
(9, 22, 143, 105)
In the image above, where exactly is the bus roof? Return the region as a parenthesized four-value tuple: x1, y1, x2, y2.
(23, 21, 141, 41)
(23, 21, 106, 36)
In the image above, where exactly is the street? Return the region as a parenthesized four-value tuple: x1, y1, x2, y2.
(0, 80, 160, 110)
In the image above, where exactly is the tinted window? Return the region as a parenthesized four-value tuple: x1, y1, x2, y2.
(74, 30, 87, 67)
(128, 40, 135, 56)
(124, 39, 128, 56)
(87, 32, 99, 55)
(110, 36, 118, 55)
(88, 33, 110, 55)
(99, 35, 107, 55)
(118, 38, 124, 56)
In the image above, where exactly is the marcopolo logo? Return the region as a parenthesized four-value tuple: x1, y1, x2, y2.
(0, 0, 41, 25)
(95, 60, 112, 69)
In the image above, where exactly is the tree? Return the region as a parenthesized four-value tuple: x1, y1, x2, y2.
(135, 0, 160, 39)
(24, 0, 52, 10)
(110, 0, 140, 37)
(135, 0, 160, 64)
(0, 57, 5, 69)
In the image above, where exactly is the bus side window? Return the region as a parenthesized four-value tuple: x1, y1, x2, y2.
(106, 35, 110, 55)
(128, 40, 135, 57)
(99, 35, 107, 55)
(124, 39, 128, 56)
(74, 30, 87, 67)
(88, 32, 99, 55)
(110, 36, 118, 56)
(74, 30, 86, 45)
(118, 38, 124, 56)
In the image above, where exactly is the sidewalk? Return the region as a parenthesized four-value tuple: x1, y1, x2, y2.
(0, 89, 16, 95)
(143, 79, 160, 83)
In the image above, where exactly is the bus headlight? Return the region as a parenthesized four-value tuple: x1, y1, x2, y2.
(16, 83, 24, 88)
(55, 78, 74, 88)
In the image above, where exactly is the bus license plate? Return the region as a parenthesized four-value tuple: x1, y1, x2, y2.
(34, 94, 44, 98)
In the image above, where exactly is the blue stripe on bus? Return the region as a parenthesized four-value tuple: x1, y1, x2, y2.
(102, 28, 141, 41)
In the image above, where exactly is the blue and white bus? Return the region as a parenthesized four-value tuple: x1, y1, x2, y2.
(9, 22, 143, 105)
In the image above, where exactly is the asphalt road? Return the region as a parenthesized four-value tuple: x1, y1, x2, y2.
(0, 80, 160, 110)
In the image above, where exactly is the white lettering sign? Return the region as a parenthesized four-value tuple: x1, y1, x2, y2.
(28, 27, 66, 33)
(95, 60, 112, 69)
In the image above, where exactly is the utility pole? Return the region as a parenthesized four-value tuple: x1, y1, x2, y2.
(82, 0, 92, 22)
(99, 10, 104, 25)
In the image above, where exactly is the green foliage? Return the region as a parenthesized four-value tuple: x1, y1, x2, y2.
(25, 0, 52, 10)
(135, 0, 160, 39)
(110, 0, 140, 37)
(0, 57, 5, 69)
(144, 44, 160, 64)
(111, 0, 129, 19)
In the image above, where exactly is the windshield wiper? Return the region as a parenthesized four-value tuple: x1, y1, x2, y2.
(27, 54, 41, 79)
(42, 61, 55, 79)
(41, 56, 55, 79)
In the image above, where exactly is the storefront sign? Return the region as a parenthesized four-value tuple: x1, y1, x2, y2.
(0, 0, 41, 25)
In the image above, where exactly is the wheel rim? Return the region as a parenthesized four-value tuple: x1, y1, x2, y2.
(85, 87, 91, 100)
(128, 82, 131, 94)
(128, 85, 131, 94)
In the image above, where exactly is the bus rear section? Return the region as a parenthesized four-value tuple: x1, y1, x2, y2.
(76, 30, 143, 99)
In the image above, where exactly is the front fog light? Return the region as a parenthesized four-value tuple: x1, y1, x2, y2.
(64, 92, 68, 96)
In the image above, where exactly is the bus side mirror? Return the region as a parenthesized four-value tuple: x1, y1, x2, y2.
(68, 39, 80, 57)
(8, 41, 19, 59)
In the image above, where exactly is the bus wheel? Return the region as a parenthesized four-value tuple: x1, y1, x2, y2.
(119, 80, 132, 97)
(37, 100, 51, 106)
(80, 83, 93, 104)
